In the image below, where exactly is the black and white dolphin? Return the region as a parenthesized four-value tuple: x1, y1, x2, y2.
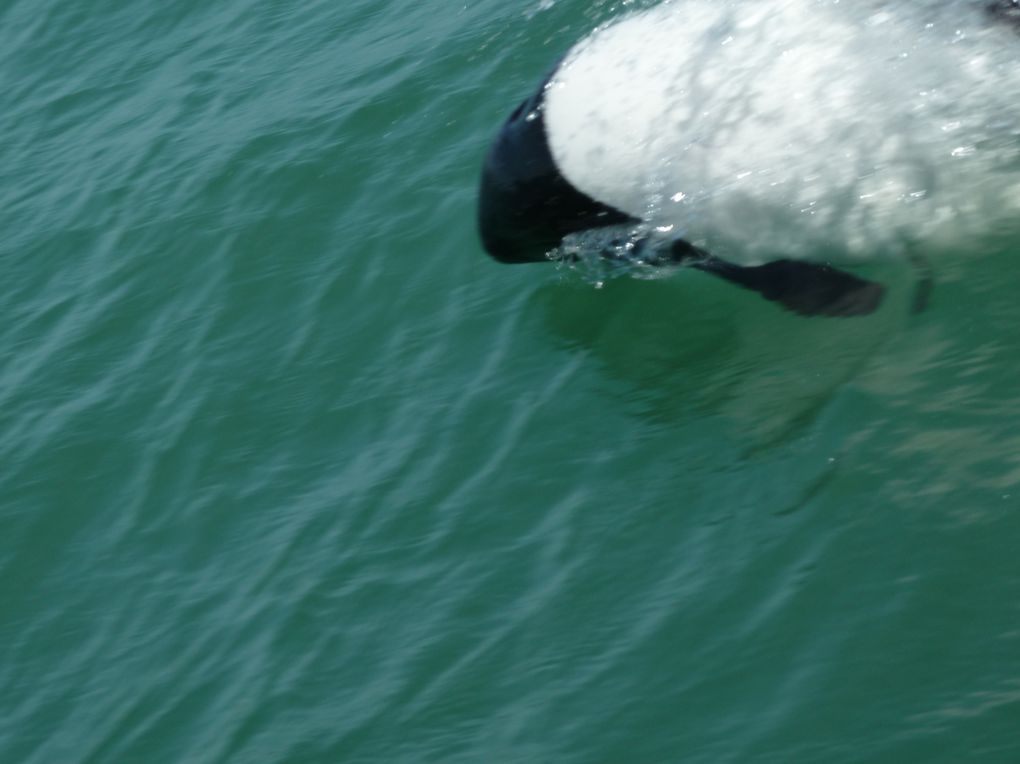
(478, 0, 1020, 316)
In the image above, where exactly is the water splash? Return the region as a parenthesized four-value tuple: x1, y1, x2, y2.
(550, 224, 683, 285)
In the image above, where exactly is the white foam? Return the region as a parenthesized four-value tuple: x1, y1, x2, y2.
(544, 0, 1020, 264)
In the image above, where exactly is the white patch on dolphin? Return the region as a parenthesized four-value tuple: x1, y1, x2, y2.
(544, 0, 1020, 266)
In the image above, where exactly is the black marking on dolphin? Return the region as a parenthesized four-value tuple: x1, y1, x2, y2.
(987, 0, 1020, 30)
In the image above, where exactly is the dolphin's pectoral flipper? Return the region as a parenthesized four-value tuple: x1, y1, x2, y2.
(681, 252, 886, 317)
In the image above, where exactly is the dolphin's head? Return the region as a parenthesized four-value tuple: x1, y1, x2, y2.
(477, 74, 634, 264)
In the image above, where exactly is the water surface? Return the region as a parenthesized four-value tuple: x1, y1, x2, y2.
(2, 1, 1019, 761)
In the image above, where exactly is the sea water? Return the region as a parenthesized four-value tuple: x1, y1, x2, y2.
(2, 1, 1019, 762)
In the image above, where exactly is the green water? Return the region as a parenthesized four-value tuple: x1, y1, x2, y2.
(2, 1, 1019, 761)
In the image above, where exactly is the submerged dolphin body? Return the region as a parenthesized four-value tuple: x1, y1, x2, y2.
(478, 0, 1020, 316)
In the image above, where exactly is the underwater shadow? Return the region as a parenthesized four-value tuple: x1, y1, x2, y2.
(529, 262, 915, 447)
